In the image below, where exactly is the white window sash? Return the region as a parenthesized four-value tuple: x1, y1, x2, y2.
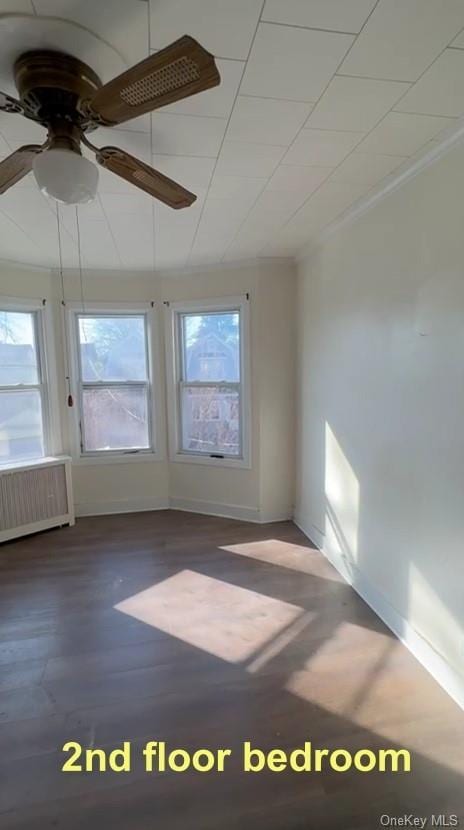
(0, 299, 53, 462)
(68, 305, 158, 460)
(165, 295, 251, 469)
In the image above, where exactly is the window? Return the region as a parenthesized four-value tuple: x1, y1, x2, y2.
(0, 306, 47, 463)
(166, 297, 250, 466)
(72, 311, 154, 456)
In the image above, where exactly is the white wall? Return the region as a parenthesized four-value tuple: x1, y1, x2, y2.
(296, 141, 464, 689)
(0, 260, 296, 522)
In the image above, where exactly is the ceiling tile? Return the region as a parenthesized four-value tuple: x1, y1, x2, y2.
(0, 133, 12, 156)
(262, 0, 377, 34)
(0, 1, 32, 10)
(227, 96, 312, 146)
(0, 116, 47, 148)
(450, 30, 464, 48)
(340, 0, 464, 82)
(77, 221, 121, 269)
(306, 76, 410, 132)
(153, 155, 216, 193)
(152, 155, 216, 192)
(216, 141, 286, 178)
(241, 23, 354, 102)
(162, 59, 244, 118)
(151, 113, 227, 157)
(208, 175, 266, 202)
(224, 189, 311, 259)
(96, 167, 141, 196)
(0, 189, 59, 262)
(244, 188, 310, 228)
(267, 179, 373, 251)
(0, 212, 46, 266)
(283, 129, 364, 166)
(357, 112, 454, 156)
(149, 0, 263, 60)
(106, 213, 159, 269)
(33, 0, 149, 66)
(99, 191, 153, 216)
(394, 49, 464, 117)
(155, 193, 205, 268)
(329, 152, 407, 184)
(91, 128, 152, 163)
(267, 164, 332, 195)
(191, 197, 253, 261)
(58, 200, 107, 238)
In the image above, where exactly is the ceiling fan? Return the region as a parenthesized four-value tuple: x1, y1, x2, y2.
(0, 36, 220, 208)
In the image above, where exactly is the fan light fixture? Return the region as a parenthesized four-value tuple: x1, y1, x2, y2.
(33, 148, 98, 205)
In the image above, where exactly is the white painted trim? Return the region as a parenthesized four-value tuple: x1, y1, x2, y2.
(164, 295, 252, 469)
(297, 115, 464, 262)
(169, 497, 260, 523)
(75, 496, 170, 517)
(157, 257, 293, 279)
(294, 512, 464, 713)
(169, 497, 291, 524)
(0, 514, 72, 544)
(0, 293, 62, 459)
(74, 496, 291, 523)
(65, 303, 164, 462)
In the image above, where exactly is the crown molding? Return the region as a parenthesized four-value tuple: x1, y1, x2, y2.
(157, 256, 294, 279)
(297, 115, 464, 264)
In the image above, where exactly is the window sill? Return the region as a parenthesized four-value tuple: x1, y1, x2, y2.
(0, 455, 72, 472)
(170, 452, 251, 470)
(72, 452, 164, 466)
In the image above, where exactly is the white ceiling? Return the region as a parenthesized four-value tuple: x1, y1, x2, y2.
(1, 0, 464, 270)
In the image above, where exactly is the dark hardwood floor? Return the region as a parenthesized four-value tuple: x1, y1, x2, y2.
(0, 511, 463, 829)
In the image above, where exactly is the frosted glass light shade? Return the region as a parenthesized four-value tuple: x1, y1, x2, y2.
(33, 148, 98, 204)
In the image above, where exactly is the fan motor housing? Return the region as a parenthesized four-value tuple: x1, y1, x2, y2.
(14, 50, 102, 128)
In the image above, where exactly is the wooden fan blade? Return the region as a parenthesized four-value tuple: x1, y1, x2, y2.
(0, 91, 23, 115)
(88, 35, 220, 126)
(96, 147, 196, 209)
(0, 145, 43, 195)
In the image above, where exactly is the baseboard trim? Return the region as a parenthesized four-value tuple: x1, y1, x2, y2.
(294, 512, 464, 713)
(75, 497, 170, 517)
(169, 497, 261, 523)
(75, 496, 291, 524)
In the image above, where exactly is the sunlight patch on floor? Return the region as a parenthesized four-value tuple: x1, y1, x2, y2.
(114, 569, 305, 663)
(285, 622, 398, 716)
(219, 539, 342, 581)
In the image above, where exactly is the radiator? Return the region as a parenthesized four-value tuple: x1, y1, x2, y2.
(0, 456, 75, 543)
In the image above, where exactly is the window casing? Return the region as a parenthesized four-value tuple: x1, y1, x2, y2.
(0, 300, 51, 464)
(166, 296, 251, 468)
(69, 307, 157, 459)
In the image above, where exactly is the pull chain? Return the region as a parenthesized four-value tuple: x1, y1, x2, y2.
(56, 203, 74, 408)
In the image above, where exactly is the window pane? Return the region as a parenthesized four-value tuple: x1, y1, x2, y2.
(181, 386, 240, 456)
(78, 316, 147, 382)
(0, 390, 44, 462)
(82, 387, 150, 452)
(0, 311, 39, 385)
(182, 312, 239, 382)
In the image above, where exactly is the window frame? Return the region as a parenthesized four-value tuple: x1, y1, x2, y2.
(67, 302, 161, 464)
(165, 295, 251, 469)
(0, 295, 59, 465)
